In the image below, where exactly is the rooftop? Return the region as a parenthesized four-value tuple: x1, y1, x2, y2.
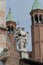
(6, 8, 15, 22)
(31, 0, 43, 10)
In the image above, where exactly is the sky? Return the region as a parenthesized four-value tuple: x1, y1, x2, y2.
(6, 0, 43, 51)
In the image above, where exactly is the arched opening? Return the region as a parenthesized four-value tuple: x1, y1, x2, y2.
(35, 15, 38, 23)
(39, 15, 42, 23)
(7, 26, 10, 33)
(31, 16, 34, 24)
(11, 26, 14, 34)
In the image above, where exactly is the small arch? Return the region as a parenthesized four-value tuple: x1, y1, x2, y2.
(7, 26, 10, 33)
(39, 15, 42, 23)
(35, 15, 38, 23)
(11, 26, 14, 34)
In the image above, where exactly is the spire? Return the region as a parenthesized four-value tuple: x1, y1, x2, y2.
(32, 0, 43, 10)
(6, 8, 15, 22)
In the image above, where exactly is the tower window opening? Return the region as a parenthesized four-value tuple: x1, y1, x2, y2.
(7, 26, 10, 33)
(31, 16, 34, 24)
(35, 15, 38, 23)
(11, 26, 14, 34)
(39, 15, 42, 23)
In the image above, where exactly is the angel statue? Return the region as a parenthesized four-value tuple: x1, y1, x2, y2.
(14, 27, 29, 51)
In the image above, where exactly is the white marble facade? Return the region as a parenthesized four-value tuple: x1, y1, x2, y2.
(0, 0, 6, 28)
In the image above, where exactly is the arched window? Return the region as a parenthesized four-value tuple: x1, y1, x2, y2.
(35, 15, 38, 23)
(39, 15, 42, 22)
(7, 26, 10, 33)
(11, 26, 14, 34)
(31, 16, 34, 24)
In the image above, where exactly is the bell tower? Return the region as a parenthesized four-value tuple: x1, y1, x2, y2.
(6, 8, 16, 43)
(30, 0, 43, 62)
(6, 9, 20, 65)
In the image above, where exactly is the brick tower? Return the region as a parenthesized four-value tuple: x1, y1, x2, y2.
(30, 0, 43, 62)
(6, 9, 20, 65)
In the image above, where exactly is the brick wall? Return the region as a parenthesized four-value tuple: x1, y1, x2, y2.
(6, 34, 20, 65)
